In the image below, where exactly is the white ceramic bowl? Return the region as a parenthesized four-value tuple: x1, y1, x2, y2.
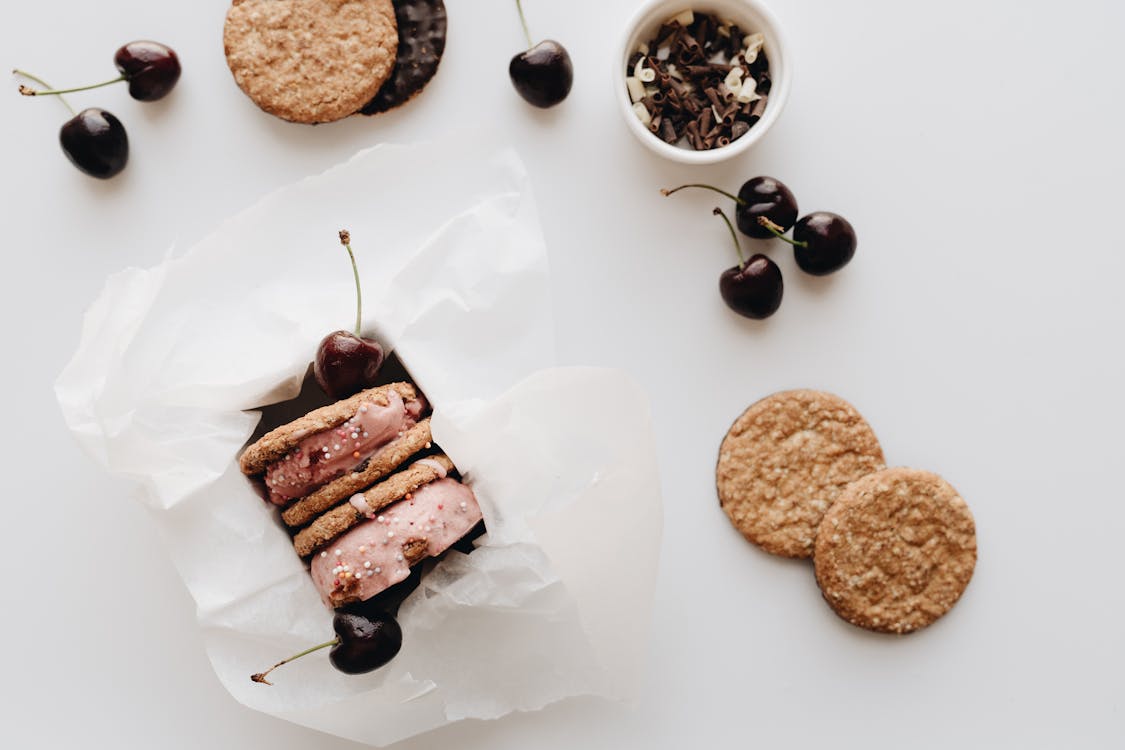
(615, 0, 791, 164)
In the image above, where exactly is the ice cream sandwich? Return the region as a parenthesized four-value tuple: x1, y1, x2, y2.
(240, 381, 483, 608)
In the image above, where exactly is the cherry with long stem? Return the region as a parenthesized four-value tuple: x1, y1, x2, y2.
(715, 207, 784, 320)
(251, 638, 338, 686)
(663, 177, 798, 239)
(314, 230, 385, 399)
(509, 0, 573, 108)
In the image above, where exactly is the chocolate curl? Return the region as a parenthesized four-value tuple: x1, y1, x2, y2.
(704, 86, 724, 111)
(676, 35, 703, 65)
(684, 119, 702, 149)
(716, 135, 732, 148)
(659, 118, 678, 144)
(627, 52, 644, 71)
(757, 71, 772, 95)
(749, 51, 770, 78)
(650, 90, 667, 106)
(698, 106, 713, 134)
(648, 114, 662, 134)
(693, 15, 710, 48)
(731, 120, 751, 140)
(728, 25, 743, 58)
(750, 95, 768, 121)
(719, 103, 739, 127)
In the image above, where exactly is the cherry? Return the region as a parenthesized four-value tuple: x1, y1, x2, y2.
(59, 108, 129, 179)
(250, 610, 402, 685)
(758, 213, 857, 276)
(662, 177, 798, 239)
(509, 0, 572, 108)
(714, 208, 783, 319)
(792, 212, 857, 275)
(114, 41, 182, 101)
(314, 231, 385, 400)
(17, 40, 180, 102)
(328, 611, 403, 674)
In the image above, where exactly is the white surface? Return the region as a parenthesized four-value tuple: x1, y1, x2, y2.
(2, 0, 1123, 747)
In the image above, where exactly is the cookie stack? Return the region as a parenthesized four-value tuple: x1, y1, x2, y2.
(717, 390, 977, 634)
(223, 0, 448, 124)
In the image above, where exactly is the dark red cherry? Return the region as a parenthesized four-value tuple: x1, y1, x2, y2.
(328, 611, 403, 675)
(314, 331, 385, 400)
(114, 41, 181, 101)
(59, 108, 128, 179)
(720, 255, 784, 319)
(314, 231, 385, 399)
(510, 40, 573, 108)
(735, 176, 798, 239)
(792, 212, 856, 275)
(661, 176, 798, 239)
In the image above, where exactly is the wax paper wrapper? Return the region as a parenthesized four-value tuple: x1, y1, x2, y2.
(54, 141, 663, 746)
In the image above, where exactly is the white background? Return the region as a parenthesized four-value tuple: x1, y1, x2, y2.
(2, 0, 1123, 747)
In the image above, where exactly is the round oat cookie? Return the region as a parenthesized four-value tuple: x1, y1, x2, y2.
(717, 390, 885, 558)
(223, 0, 399, 124)
(814, 468, 977, 634)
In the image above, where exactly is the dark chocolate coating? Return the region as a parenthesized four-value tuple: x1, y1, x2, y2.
(360, 0, 447, 115)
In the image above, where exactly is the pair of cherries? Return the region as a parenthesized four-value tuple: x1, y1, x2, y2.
(17, 41, 181, 179)
(664, 177, 857, 319)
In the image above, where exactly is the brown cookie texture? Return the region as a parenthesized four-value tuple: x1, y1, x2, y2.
(292, 453, 453, 556)
(717, 390, 885, 558)
(359, 0, 447, 115)
(223, 0, 399, 124)
(814, 468, 977, 634)
(239, 382, 419, 476)
(281, 418, 433, 527)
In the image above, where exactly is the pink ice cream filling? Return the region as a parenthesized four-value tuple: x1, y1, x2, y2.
(263, 391, 424, 505)
(310, 478, 483, 607)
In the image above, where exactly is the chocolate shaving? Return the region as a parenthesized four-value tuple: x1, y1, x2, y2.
(731, 120, 750, 140)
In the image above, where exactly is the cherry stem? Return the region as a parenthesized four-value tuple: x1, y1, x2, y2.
(515, 0, 534, 48)
(251, 637, 339, 686)
(18, 75, 126, 97)
(714, 207, 745, 266)
(661, 183, 747, 206)
(12, 69, 75, 116)
(757, 216, 807, 247)
(338, 230, 363, 336)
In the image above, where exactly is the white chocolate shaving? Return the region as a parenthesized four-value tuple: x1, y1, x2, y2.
(632, 102, 652, 126)
(626, 76, 646, 103)
(743, 32, 765, 63)
(736, 80, 760, 104)
(670, 10, 694, 26)
(634, 56, 656, 83)
(724, 68, 743, 92)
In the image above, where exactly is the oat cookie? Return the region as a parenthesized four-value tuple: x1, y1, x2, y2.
(814, 468, 977, 634)
(293, 453, 453, 556)
(359, 0, 447, 115)
(716, 390, 885, 558)
(223, 0, 399, 124)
